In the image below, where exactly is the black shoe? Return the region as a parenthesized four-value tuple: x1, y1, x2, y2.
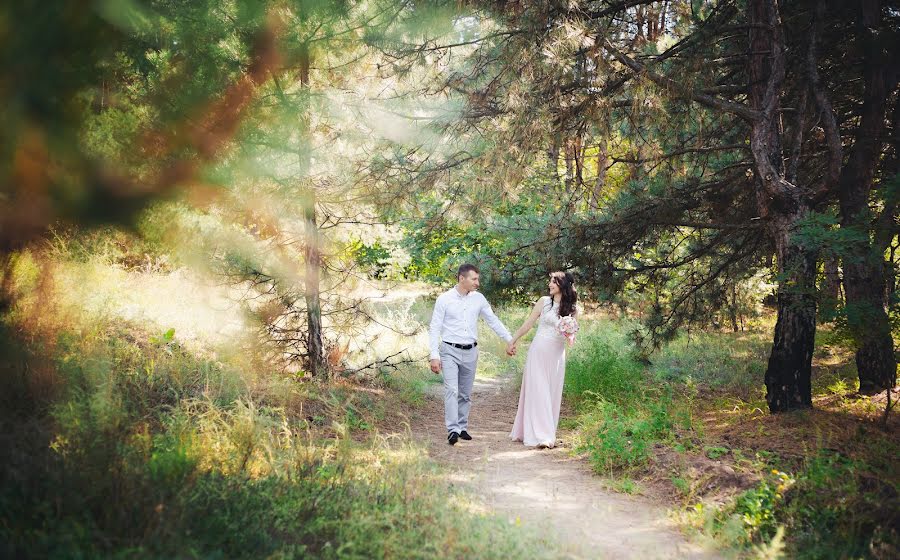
(448, 432, 459, 445)
(459, 430, 472, 440)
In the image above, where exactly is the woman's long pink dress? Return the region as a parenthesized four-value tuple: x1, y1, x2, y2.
(510, 297, 568, 447)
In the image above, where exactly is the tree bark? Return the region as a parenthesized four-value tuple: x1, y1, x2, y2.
(591, 140, 608, 209)
(748, 0, 816, 412)
(836, 0, 897, 393)
(765, 222, 816, 410)
(822, 254, 841, 307)
(887, 244, 898, 307)
(843, 254, 895, 394)
(573, 134, 584, 188)
(297, 47, 327, 378)
(303, 186, 327, 378)
(729, 283, 739, 333)
(547, 132, 561, 188)
(879, 100, 900, 308)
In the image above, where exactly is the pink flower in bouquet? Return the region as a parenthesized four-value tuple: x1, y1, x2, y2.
(557, 315, 579, 344)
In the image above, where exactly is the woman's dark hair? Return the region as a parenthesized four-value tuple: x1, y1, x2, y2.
(549, 271, 577, 317)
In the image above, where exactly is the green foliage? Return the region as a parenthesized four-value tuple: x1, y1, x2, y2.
(704, 446, 729, 460)
(399, 207, 506, 284)
(1, 0, 280, 245)
(611, 478, 639, 494)
(671, 475, 691, 496)
(346, 238, 392, 279)
(732, 473, 790, 541)
(685, 471, 792, 548)
(576, 396, 679, 472)
(565, 318, 696, 473)
(0, 311, 559, 558)
(564, 340, 643, 404)
(563, 318, 643, 403)
(396, 191, 570, 305)
(782, 450, 899, 559)
(694, 447, 900, 558)
(794, 212, 861, 257)
(650, 331, 770, 400)
(566, 319, 898, 557)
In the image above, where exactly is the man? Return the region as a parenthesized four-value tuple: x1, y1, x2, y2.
(429, 264, 515, 445)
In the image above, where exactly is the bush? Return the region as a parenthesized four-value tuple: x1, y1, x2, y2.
(563, 320, 643, 405)
(576, 396, 677, 472)
(564, 319, 695, 473)
(782, 450, 899, 559)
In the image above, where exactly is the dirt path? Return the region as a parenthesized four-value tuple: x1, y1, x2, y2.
(411, 373, 722, 560)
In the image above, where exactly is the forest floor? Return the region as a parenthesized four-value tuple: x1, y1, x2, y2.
(399, 370, 723, 560)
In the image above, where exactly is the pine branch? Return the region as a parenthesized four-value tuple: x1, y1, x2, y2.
(600, 39, 761, 122)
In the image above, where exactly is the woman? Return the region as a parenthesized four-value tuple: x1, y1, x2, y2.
(507, 271, 577, 448)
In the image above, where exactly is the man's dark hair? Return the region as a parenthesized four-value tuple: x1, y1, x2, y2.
(457, 263, 479, 279)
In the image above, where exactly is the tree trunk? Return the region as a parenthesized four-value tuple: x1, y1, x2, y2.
(297, 46, 327, 378)
(837, 0, 897, 393)
(843, 258, 895, 394)
(658, 2, 670, 40)
(887, 243, 897, 308)
(880, 100, 900, 310)
(303, 187, 327, 378)
(591, 140, 608, 209)
(822, 255, 841, 304)
(729, 283, 739, 333)
(547, 132, 561, 188)
(765, 221, 816, 411)
(573, 134, 584, 188)
(634, 6, 645, 46)
(820, 254, 842, 321)
(748, 0, 816, 412)
(856, 162, 898, 392)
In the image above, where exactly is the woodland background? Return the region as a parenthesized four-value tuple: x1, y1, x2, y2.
(1, 1, 898, 558)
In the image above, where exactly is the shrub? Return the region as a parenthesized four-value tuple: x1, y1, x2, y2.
(576, 395, 679, 473)
(564, 326, 643, 406)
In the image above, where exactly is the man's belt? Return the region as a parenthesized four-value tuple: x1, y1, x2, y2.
(444, 341, 478, 350)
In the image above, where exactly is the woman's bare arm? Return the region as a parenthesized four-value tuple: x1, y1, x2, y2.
(510, 297, 545, 345)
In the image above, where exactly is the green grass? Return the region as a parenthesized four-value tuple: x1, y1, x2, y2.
(0, 256, 562, 559)
(650, 331, 770, 398)
(563, 318, 644, 403)
(561, 318, 899, 558)
(686, 469, 794, 548)
(5, 408, 556, 558)
(783, 448, 899, 559)
(685, 448, 900, 558)
(380, 363, 441, 407)
(562, 317, 696, 474)
(6, 241, 896, 559)
(1, 317, 561, 559)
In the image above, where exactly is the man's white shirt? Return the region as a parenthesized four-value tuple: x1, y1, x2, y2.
(429, 287, 512, 360)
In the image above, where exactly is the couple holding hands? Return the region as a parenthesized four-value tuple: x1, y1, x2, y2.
(428, 264, 578, 447)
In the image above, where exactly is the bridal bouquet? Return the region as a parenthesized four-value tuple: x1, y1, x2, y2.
(557, 315, 579, 345)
